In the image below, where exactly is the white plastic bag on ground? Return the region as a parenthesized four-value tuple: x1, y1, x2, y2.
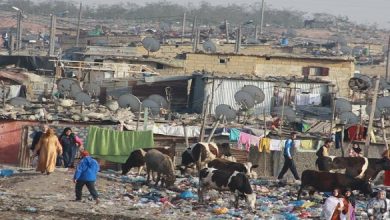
(31, 156, 38, 168)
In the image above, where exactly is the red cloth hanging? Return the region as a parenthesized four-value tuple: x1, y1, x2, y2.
(347, 125, 367, 141)
(384, 171, 390, 186)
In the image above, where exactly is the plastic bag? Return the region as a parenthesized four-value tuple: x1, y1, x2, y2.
(31, 156, 38, 168)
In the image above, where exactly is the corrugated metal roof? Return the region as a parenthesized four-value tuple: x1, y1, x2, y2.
(306, 121, 331, 134)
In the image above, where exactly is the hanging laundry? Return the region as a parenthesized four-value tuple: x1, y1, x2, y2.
(347, 125, 367, 141)
(86, 126, 154, 163)
(270, 139, 284, 151)
(299, 140, 313, 151)
(250, 135, 260, 148)
(295, 93, 321, 105)
(237, 132, 251, 151)
(259, 137, 271, 153)
(229, 128, 241, 142)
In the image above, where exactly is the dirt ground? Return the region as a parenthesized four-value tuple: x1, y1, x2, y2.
(0, 168, 166, 220)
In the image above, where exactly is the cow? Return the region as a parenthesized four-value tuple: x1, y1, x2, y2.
(316, 156, 390, 181)
(179, 142, 219, 174)
(207, 158, 258, 179)
(145, 149, 176, 187)
(198, 167, 256, 210)
(121, 147, 175, 175)
(297, 170, 373, 200)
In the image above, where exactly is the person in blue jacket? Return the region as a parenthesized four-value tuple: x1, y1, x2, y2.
(277, 132, 300, 180)
(73, 150, 100, 204)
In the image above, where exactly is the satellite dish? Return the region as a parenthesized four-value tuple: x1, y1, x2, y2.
(366, 104, 381, 119)
(241, 85, 265, 104)
(9, 97, 31, 107)
(234, 90, 255, 110)
(339, 112, 359, 125)
(377, 96, 390, 112)
(142, 99, 160, 115)
(148, 94, 169, 109)
(142, 37, 160, 55)
(215, 104, 237, 122)
(202, 40, 217, 53)
(272, 106, 296, 122)
(334, 98, 352, 114)
(348, 74, 372, 91)
(75, 92, 92, 106)
(118, 94, 141, 111)
(84, 82, 101, 97)
(57, 78, 82, 98)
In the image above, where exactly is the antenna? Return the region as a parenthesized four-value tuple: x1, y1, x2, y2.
(118, 94, 141, 112)
(202, 40, 217, 53)
(215, 104, 237, 122)
(142, 37, 160, 56)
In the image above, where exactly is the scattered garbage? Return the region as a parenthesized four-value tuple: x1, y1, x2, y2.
(0, 169, 14, 177)
(25, 207, 37, 213)
(179, 190, 194, 199)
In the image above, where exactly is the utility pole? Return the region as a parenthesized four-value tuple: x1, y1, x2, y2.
(364, 76, 380, 157)
(255, 24, 258, 41)
(48, 14, 56, 57)
(260, 0, 265, 35)
(76, 2, 82, 47)
(225, 20, 229, 43)
(181, 12, 186, 44)
(16, 10, 22, 54)
(235, 26, 241, 53)
(386, 35, 390, 82)
(191, 16, 197, 43)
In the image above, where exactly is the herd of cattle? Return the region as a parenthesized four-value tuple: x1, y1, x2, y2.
(120, 142, 390, 210)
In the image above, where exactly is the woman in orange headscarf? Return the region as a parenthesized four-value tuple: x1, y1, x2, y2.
(33, 128, 63, 175)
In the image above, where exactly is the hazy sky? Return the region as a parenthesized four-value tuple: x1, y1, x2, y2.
(84, 0, 390, 28)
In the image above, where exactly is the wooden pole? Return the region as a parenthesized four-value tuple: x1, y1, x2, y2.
(225, 20, 229, 44)
(364, 76, 380, 157)
(1, 81, 5, 108)
(385, 35, 390, 82)
(199, 95, 210, 142)
(330, 86, 336, 137)
(207, 116, 223, 143)
(183, 122, 189, 148)
(381, 115, 389, 151)
(136, 104, 142, 131)
(279, 88, 286, 136)
(181, 12, 186, 44)
(76, 2, 82, 47)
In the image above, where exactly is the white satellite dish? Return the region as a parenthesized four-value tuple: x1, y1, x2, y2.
(241, 85, 265, 104)
(339, 111, 359, 125)
(9, 97, 31, 107)
(142, 99, 160, 115)
(142, 37, 160, 56)
(148, 94, 169, 109)
(118, 94, 141, 111)
(215, 104, 237, 122)
(334, 98, 352, 114)
(348, 74, 372, 92)
(202, 40, 217, 53)
(57, 78, 82, 98)
(234, 90, 255, 110)
(75, 92, 92, 106)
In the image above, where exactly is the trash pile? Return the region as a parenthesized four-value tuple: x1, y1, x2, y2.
(0, 167, 378, 219)
(98, 170, 374, 219)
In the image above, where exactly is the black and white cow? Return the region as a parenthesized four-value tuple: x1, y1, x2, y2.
(316, 156, 390, 181)
(207, 158, 258, 178)
(179, 142, 219, 174)
(297, 170, 373, 200)
(198, 167, 256, 210)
